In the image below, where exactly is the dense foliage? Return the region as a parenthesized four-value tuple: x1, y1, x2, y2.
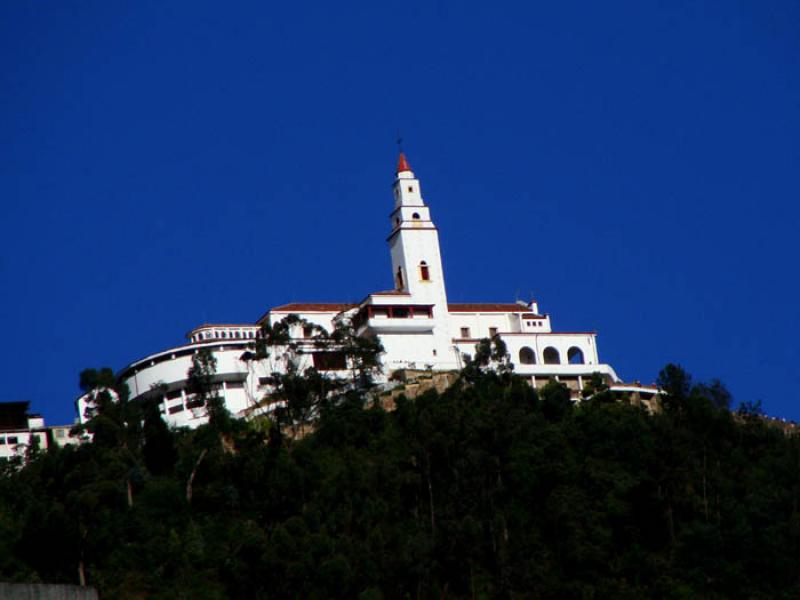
(1, 361, 799, 599)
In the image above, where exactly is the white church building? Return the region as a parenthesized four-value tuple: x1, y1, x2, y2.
(78, 153, 657, 428)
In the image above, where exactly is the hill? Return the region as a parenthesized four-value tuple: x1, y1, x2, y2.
(0, 362, 798, 599)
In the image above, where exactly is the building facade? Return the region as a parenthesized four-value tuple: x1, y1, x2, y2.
(0, 402, 81, 460)
(78, 153, 657, 428)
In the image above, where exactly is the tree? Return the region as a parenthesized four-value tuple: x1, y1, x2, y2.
(656, 363, 692, 413)
(186, 348, 230, 431)
(461, 336, 513, 383)
(246, 314, 384, 437)
(141, 387, 176, 476)
(693, 378, 732, 411)
(539, 380, 573, 421)
(581, 372, 614, 403)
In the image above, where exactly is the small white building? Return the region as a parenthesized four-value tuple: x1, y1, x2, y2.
(79, 153, 657, 428)
(0, 402, 82, 461)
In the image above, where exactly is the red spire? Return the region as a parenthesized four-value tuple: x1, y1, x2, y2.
(396, 152, 412, 173)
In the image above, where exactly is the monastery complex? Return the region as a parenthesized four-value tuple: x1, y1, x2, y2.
(1, 152, 658, 458)
(76, 152, 656, 429)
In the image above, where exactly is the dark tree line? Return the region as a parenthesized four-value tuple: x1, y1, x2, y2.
(0, 342, 798, 598)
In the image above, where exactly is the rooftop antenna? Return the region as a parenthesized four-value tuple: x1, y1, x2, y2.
(396, 130, 404, 154)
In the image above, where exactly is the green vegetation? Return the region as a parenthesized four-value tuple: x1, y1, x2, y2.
(1, 349, 799, 598)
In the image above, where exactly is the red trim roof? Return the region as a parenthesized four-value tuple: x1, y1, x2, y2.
(270, 303, 357, 312)
(448, 303, 530, 313)
(370, 290, 411, 296)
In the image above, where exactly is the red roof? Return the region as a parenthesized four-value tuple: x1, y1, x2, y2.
(396, 152, 412, 173)
(370, 290, 411, 296)
(448, 303, 530, 313)
(270, 302, 357, 313)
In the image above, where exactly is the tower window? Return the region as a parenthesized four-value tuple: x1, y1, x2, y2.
(396, 266, 405, 290)
(412, 212, 420, 219)
(407, 186, 413, 192)
(419, 261, 430, 281)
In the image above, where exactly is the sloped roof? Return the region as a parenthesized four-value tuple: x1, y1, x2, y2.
(448, 303, 530, 313)
(270, 303, 357, 312)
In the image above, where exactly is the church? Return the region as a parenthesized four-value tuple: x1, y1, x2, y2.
(78, 153, 657, 428)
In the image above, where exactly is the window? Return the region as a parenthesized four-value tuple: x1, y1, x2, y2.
(396, 266, 404, 290)
(407, 186, 413, 192)
(8, 437, 19, 445)
(489, 327, 498, 337)
(419, 261, 430, 281)
(393, 307, 410, 318)
(519, 347, 536, 364)
(313, 352, 347, 371)
(55, 429, 66, 439)
(568, 347, 585, 365)
(0, 438, 5, 445)
(460, 327, 471, 338)
(168, 405, 185, 414)
(303, 326, 314, 338)
(432, 349, 437, 356)
(543, 347, 560, 365)
(412, 212, 421, 219)
(227, 381, 245, 390)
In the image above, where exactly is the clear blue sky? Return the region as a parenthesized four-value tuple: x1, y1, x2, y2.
(2, 1, 799, 425)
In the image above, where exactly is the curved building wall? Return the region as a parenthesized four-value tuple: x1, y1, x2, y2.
(113, 340, 269, 428)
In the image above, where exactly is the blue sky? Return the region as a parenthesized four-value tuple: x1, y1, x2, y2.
(2, 1, 799, 425)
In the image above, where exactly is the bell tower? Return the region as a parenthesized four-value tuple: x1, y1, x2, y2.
(386, 153, 453, 362)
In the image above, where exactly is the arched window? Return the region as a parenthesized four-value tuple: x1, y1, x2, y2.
(543, 347, 560, 364)
(412, 212, 421, 220)
(568, 347, 585, 364)
(519, 347, 536, 364)
(396, 266, 404, 290)
(419, 261, 430, 281)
